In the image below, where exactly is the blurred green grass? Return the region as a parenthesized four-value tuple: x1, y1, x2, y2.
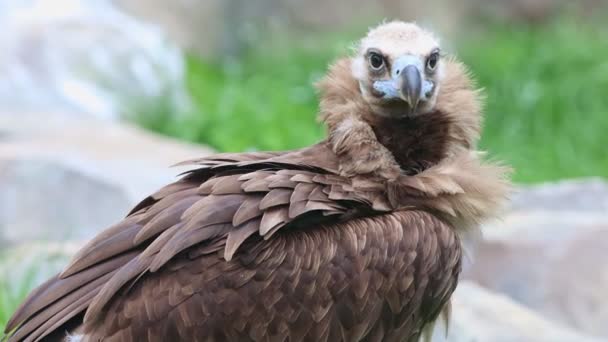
(0, 244, 76, 335)
(461, 19, 608, 182)
(135, 17, 608, 183)
(0, 271, 36, 335)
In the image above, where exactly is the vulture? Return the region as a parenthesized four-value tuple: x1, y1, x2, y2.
(3, 21, 510, 342)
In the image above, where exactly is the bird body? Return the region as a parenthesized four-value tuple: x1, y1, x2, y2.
(4, 21, 510, 342)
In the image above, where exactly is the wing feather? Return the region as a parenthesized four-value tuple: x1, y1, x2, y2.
(4, 142, 402, 342)
(259, 189, 292, 210)
(5, 251, 137, 333)
(259, 206, 289, 236)
(60, 223, 142, 278)
(232, 196, 264, 226)
(18, 274, 112, 342)
(133, 196, 200, 244)
(224, 220, 259, 261)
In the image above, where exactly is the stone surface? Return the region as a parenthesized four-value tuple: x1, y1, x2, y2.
(509, 178, 608, 212)
(0, 0, 188, 120)
(464, 179, 608, 339)
(432, 281, 604, 342)
(0, 115, 212, 245)
(0, 158, 131, 243)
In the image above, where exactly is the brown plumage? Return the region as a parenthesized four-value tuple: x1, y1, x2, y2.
(4, 22, 510, 342)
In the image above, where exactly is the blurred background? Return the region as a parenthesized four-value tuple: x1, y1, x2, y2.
(1, 0, 607, 341)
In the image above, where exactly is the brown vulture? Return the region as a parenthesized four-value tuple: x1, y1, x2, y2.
(3, 21, 510, 342)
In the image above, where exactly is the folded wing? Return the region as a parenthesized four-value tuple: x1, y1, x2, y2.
(5, 142, 394, 342)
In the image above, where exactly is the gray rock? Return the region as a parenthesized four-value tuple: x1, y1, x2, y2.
(0, 0, 188, 120)
(432, 281, 603, 342)
(466, 223, 608, 338)
(510, 178, 608, 212)
(0, 115, 212, 245)
(464, 179, 608, 339)
(0, 158, 131, 243)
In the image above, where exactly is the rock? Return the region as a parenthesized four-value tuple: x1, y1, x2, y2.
(432, 281, 603, 342)
(0, 0, 188, 120)
(510, 178, 608, 212)
(0, 158, 131, 243)
(464, 179, 608, 338)
(0, 115, 213, 245)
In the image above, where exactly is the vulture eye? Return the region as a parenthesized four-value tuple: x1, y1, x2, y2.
(426, 51, 440, 71)
(368, 52, 385, 70)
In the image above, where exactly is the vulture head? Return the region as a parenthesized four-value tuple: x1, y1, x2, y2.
(352, 21, 443, 117)
(319, 21, 483, 176)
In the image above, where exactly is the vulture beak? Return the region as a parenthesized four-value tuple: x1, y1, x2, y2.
(399, 65, 422, 110)
(372, 55, 428, 113)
